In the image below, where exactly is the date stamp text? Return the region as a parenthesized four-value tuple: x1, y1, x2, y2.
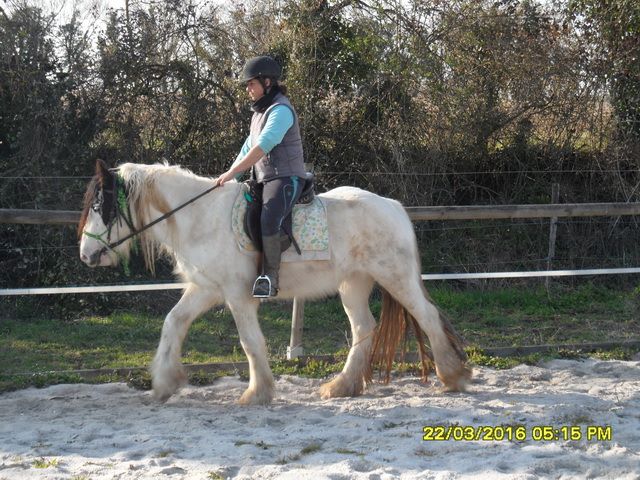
(422, 425, 612, 442)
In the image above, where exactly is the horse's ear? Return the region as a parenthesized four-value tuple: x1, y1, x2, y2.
(95, 159, 113, 185)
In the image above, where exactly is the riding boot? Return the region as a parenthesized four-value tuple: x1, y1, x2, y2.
(252, 234, 282, 297)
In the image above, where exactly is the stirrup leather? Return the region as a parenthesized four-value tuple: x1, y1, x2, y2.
(252, 275, 278, 298)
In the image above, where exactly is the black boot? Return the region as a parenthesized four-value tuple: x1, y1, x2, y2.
(252, 234, 281, 297)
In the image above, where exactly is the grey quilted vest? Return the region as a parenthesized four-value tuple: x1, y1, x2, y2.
(250, 92, 306, 183)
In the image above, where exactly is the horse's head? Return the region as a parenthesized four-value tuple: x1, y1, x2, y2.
(78, 159, 135, 268)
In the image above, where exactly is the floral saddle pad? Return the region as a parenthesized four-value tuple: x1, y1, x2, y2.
(230, 189, 330, 262)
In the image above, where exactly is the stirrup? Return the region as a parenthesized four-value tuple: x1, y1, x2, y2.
(252, 275, 278, 298)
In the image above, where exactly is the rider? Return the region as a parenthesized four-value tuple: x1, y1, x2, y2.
(216, 56, 306, 297)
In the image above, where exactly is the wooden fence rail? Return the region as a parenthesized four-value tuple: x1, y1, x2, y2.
(0, 209, 79, 225)
(405, 203, 640, 220)
(2, 202, 640, 225)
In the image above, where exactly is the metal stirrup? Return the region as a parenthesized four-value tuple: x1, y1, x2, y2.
(252, 275, 275, 298)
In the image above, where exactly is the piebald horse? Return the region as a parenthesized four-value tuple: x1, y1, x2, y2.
(79, 159, 470, 404)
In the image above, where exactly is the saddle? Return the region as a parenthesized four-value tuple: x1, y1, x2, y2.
(241, 172, 315, 254)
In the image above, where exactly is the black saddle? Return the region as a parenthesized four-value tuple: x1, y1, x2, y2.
(297, 172, 316, 205)
(241, 172, 315, 253)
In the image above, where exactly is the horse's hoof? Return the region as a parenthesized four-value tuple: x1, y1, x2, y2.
(437, 363, 472, 392)
(152, 389, 173, 403)
(319, 375, 363, 399)
(238, 387, 273, 406)
(151, 366, 186, 402)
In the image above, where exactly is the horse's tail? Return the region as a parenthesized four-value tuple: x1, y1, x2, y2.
(368, 287, 468, 385)
(420, 282, 468, 363)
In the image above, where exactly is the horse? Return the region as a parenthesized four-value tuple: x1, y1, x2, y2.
(79, 159, 470, 405)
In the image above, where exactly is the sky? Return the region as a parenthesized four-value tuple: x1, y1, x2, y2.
(12, 0, 230, 31)
(4, 0, 232, 50)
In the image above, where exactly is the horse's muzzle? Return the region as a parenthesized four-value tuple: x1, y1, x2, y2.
(80, 248, 106, 267)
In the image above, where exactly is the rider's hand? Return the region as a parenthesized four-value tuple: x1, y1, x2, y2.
(216, 170, 235, 186)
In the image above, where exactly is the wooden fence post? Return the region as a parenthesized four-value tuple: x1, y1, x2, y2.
(546, 183, 560, 291)
(286, 162, 313, 360)
(287, 298, 305, 359)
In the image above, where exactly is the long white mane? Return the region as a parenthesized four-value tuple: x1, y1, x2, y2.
(117, 162, 215, 274)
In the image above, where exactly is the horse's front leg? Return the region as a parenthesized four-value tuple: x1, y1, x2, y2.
(226, 296, 275, 405)
(151, 284, 220, 402)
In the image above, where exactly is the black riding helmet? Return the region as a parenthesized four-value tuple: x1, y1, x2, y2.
(239, 56, 282, 83)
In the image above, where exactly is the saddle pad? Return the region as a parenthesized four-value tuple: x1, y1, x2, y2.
(231, 189, 330, 262)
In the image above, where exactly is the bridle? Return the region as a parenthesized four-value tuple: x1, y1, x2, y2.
(82, 170, 219, 269)
(82, 173, 134, 263)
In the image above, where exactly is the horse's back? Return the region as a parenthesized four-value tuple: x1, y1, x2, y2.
(319, 186, 417, 267)
(319, 186, 411, 232)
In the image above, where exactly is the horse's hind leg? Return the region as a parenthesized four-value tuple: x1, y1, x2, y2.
(152, 285, 221, 402)
(226, 296, 275, 405)
(320, 272, 376, 399)
(377, 274, 470, 391)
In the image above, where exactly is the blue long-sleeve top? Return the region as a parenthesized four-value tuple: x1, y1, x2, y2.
(235, 105, 294, 163)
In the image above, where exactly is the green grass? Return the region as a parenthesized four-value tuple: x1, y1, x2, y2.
(0, 283, 638, 392)
(466, 346, 543, 369)
(276, 442, 323, 464)
(32, 458, 59, 469)
(0, 303, 350, 374)
(432, 283, 639, 347)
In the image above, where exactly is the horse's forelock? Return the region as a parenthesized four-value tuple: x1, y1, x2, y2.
(77, 176, 99, 240)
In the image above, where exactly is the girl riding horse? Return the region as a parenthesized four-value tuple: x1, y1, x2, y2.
(216, 56, 305, 298)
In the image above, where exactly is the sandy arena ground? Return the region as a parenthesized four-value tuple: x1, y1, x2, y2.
(1, 358, 639, 479)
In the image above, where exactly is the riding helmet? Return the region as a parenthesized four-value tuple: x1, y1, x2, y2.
(239, 56, 282, 82)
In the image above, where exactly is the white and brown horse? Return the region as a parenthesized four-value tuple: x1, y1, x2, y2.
(79, 159, 469, 404)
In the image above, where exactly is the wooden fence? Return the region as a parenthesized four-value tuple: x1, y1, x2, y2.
(3, 202, 640, 224)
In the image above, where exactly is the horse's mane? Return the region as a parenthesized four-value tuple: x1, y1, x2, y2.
(118, 162, 205, 274)
(117, 162, 200, 191)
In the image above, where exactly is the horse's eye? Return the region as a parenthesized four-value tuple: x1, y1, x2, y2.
(91, 191, 103, 212)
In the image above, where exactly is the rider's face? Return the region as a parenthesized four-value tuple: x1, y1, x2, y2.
(246, 78, 270, 102)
